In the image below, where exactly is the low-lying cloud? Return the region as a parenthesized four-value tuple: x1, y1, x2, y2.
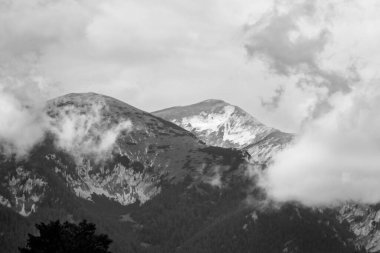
(49, 102, 132, 162)
(246, 0, 380, 207)
(0, 81, 132, 162)
(261, 84, 380, 206)
(0, 81, 48, 156)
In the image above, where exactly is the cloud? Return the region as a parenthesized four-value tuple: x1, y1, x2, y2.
(244, 0, 380, 207)
(261, 83, 380, 206)
(245, 0, 329, 76)
(206, 165, 224, 188)
(0, 0, 136, 159)
(244, 0, 359, 117)
(48, 101, 133, 163)
(0, 77, 49, 156)
(0, 82, 132, 160)
(260, 86, 285, 110)
(0, 73, 132, 163)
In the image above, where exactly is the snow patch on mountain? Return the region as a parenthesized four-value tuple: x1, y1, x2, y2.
(154, 99, 294, 165)
(154, 100, 273, 149)
(173, 105, 263, 147)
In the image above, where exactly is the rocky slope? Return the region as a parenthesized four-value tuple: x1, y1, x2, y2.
(339, 204, 380, 252)
(153, 99, 293, 163)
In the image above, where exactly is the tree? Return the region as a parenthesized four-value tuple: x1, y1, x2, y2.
(19, 220, 112, 253)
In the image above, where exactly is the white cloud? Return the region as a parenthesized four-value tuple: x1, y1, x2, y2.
(244, 0, 359, 120)
(48, 101, 132, 162)
(0, 82, 132, 160)
(262, 83, 380, 206)
(243, 0, 380, 130)
(242, 0, 380, 206)
(0, 77, 49, 156)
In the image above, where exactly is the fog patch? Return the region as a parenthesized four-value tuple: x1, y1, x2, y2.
(261, 84, 380, 206)
(48, 102, 132, 163)
(0, 80, 48, 157)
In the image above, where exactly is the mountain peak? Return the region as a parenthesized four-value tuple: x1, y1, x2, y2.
(153, 99, 228, 116)
(47, 92, 144, 117)
(199, 99, 228, 105)
(49, 92, 125, 105)
(153, 99, 273, 149)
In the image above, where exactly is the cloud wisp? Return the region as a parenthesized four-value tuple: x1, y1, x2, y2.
(0, 81, 132, 162)
(48, 100, 133, 163)
(244, 0, 359, 114)
(260, 86, 285, 110)
(0, 80, 48, 156)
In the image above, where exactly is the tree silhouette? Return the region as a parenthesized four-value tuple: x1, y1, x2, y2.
(19, 220, 112, 253)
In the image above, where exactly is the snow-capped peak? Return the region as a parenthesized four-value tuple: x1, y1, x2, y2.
(153, 99, 273, 149)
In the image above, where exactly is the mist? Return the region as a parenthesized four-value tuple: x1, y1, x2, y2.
(0, 83, 132, 162)
(0, 82, 48, 156)
(48, 101, 133, 162)
(246, 0, 380, 206)
(261, 84, 380, 206)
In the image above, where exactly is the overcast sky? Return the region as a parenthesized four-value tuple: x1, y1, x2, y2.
(1, 0, 380, 132)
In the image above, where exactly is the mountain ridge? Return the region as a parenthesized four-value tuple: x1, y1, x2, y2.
(153, 98, 293, 163)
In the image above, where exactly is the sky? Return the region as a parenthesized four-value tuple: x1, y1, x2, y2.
(1, 0, 380, 134)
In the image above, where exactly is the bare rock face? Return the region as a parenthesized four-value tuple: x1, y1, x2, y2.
(339, 204, 380, 252)
(0, 166, 47, 217)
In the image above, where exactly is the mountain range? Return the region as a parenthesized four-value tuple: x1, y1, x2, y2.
(0, 93, 375, 253)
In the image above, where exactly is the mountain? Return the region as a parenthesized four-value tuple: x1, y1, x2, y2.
(3, 92, 223, 216)
(153, 98, 380, 252)
(0, 93, 363, 253)
(0, 93, 248, 252)
(153, 99, 272, 149)
(153, 99, 293, 163)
